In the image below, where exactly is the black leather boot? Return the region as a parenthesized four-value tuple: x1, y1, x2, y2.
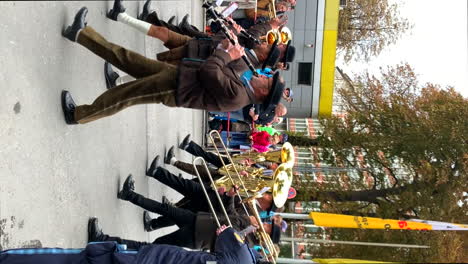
(104, 62, 119, 89)
(179, 134, 191, 150)
(61, 90, 78, 125)
(146, 155, 160, 177)
(179, 14, 208, 38)
(144, 11, 162, 26)
(164, 146, 175, 164)
(138, 0, 152, 20)
(143, 211, 154, 231)
(117, 174, 135, 200)
(62, 7, 88, 42)
(167, 16, 176, 25)
(88, 217, 105, 242)
(107, 0, 126, 21)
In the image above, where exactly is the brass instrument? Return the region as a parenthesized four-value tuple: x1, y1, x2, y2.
(280, 27, 292, 44)
(244, 196, 279, 262)
(192, 156, 278, 263)
(192, 130, 298, 263)
(208, 130, 252, 200)
(270, 163, 293, 207)
(193, 157, 232, 228)
(268, 0, 277, 19)
(260, 27, 293, 45)
(213, 139, 295, 207)
(215, 166, 270, 193)
(215, 163, 293, 208)
(230, 142, 295, 166)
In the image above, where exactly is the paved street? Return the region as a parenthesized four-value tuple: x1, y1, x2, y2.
(0, 0, 204, 250)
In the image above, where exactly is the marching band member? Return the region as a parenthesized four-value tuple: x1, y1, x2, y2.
(210, 102, 288, 126)
(145, 156, 239, 221)
(1, 225, 270, 264)
(91, 175, 255, 252)
(106, 0, 281, 68)
(61, 7, 284, 125)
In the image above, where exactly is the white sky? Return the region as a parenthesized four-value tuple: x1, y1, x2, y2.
(337, 0, 468, 97)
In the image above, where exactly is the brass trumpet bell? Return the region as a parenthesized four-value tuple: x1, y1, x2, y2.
(264, 30, 281, 45)
(271, 163, 293, 208)
(280, 27, 292, 43)
(261, 28, 292, 45)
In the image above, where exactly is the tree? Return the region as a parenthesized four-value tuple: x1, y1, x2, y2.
(337, 0, 411, 62)
(292, 63, 467, 262)
(285, 131, 318, 147)
(318, 63, 467, 188)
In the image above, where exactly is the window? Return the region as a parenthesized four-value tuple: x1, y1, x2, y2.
(298, 63, 313, 85)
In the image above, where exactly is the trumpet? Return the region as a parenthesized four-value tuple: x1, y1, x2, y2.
(260, 27, 293, 45)
(192, 157, 278, 263)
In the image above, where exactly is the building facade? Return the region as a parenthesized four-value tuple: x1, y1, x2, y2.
(282, 0, 340, 118)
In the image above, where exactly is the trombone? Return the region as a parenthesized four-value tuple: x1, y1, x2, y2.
(244, 195, 279, 261)
(268, 0, 277, 19)
(192, 157, 278, 263)
(208, 130, 252, 202)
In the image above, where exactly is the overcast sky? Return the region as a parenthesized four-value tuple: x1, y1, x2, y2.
(337, 0, 468, 97)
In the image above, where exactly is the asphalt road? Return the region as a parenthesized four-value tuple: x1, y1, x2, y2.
(0, 0, 205, 250)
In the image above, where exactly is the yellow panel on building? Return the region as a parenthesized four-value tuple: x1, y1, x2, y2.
(319, 0, 339, 117)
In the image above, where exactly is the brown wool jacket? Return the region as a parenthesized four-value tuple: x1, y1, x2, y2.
(176, 50, 257, 111)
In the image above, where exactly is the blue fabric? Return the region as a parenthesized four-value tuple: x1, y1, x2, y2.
(0, 242, 141, 264)
(259, 211, 275, 219)
(2, 248, 83, 255)
(211, 110, 245, 121)
(214, 228, 258, 264)
(241, 68, 274, 86)
(220, 131, 250, 147)
(0, 231, 258, 264)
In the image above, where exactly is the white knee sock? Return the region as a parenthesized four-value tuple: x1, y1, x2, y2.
(117, 13, 151, 35)
(170, 157, 178, 165)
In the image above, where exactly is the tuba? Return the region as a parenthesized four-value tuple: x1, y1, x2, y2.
(215, 163, 293, 208)
(230, 142, 295, 167)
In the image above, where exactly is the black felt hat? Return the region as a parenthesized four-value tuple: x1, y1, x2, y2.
(262, 39, 280, 70)
(263, 72, 285, 108)
(282, 40, 295, 63)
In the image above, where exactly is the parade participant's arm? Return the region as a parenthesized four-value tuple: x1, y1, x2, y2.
(249, 107, 259, 121)
(199, 39, 245, 99)
(246, 22, 273, 39)
(225, 17, 244, 35)
(224, 189, 237, 214)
